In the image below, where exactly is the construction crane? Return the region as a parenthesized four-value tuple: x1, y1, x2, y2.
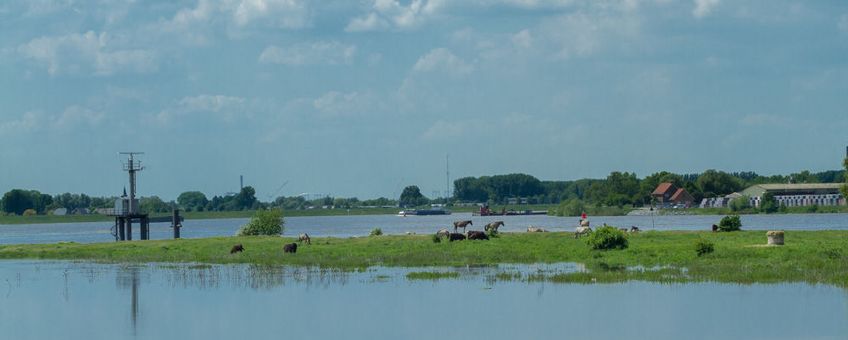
(266, 180, 289, 201)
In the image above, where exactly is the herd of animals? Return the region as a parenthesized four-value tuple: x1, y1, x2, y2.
(227, 219, 647, 254)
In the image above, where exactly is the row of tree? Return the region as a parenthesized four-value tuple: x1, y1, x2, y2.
(453, 169, 847, 207)
(3, 166, 846, 215)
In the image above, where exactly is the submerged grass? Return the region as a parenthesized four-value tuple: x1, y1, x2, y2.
(1, 231, 847, 286)
(406, 271, 460, 280)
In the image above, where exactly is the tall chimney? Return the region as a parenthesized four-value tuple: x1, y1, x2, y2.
(240, 175, 244, 191)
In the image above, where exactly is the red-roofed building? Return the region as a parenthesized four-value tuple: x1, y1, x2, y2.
(652, 182, 695, 207)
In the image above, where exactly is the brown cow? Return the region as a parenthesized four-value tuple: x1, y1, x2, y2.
(283, 243, 297, 253)
(467, 231, 489, 240)
(448, 233, 466, 242)
(230, 244, 244, 254)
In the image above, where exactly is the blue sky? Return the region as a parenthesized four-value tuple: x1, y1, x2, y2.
(1, 0, 847, 201)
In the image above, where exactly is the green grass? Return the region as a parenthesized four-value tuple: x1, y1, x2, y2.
(406, 271, 460, 280)
(0, 204, 560, 225)
(1, 230, 847, 286)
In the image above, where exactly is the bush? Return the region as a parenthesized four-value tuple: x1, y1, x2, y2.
(729, 195, 751, 212)
(486, 229, 500, 238)
(370, 228, 383, 236)
(717, 215, 742, 232)
(695, 239, 715, 257)
(236, 209, 284, 236)
(585, 225, 628, 250)
(431, 234, 441, 243)
(22, 209, 37, 216)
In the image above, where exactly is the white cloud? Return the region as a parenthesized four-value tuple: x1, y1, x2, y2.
(17, 31, 156, 76)
(0, 111, 40, 135)
(693, 0, 719, 18)
(346, 0, 443, 32)
(232, 0, 309, 28)
(421, 119, 467, 140)
(511, 29, 533, 49)
(259, 41, 357, 65)
(52, 106, 105, 129)
(412, 48, 473, 75)
(539, 11, 641, 59)
(313, 91, 368, 116)
(157, 94, 247, 124)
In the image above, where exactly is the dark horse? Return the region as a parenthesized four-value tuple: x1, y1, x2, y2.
(230, 244, 244, 254)
(467, 231, 489, 240)
(283, 243, 298, 253)
(448, 233, 466, 242)
(454, 220, 473, 233)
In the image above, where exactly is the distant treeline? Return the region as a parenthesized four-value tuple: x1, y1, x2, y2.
(453, 170, 846, 207)
(2, 169, 845, 216)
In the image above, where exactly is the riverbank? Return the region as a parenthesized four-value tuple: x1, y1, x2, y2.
(1, 230, 845, 286)
(0, 204, 560, 225)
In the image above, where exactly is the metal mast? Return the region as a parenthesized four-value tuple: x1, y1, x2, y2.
(445, 154, 450, 199)
(120, 152, 145, 214)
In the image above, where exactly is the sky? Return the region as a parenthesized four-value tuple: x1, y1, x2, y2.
(1, 0, 847, 201)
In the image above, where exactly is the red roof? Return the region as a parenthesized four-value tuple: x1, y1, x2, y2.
(670, 188, 693, 202)
(652, 182, 676, 196)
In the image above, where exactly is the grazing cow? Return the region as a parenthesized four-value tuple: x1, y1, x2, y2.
(574, 226, 592, 238)
(454, 220, 473, 233)
(630, 226, 640, 233)
(283, 243, 298, 253)
(527, 226, 547, 233)
(298, 233, 311, 245)
(711, 224, 718, 232)
(436, 228, 451, 238)
(485, 221, 505, 233)
(448, 233, 466, 242)
(467, 230, 489, 240)
(230, 244, 244, 254)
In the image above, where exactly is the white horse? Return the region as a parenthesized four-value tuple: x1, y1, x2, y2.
(436, 228, 451, 238)
(574, 226, 592, 238)
(527, 226, 547, 232)
(298, 233, 311, 245)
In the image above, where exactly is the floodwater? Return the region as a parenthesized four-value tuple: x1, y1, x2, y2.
(0, 260, 845, 340)
(1, 212, 847, 245)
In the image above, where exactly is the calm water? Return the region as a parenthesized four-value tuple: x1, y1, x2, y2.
(0, 260, 845, 340)
(1, 213, 847, 245)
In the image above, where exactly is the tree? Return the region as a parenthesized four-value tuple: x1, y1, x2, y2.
(697, 170, 743, 197)
(177, 191, 209, 211)
(759, 192, 779, 214)
(842, 157, 848, 199)
(235, 186, 258, 210)
(2, 189, 35, 215)
(140, 196, 172, 213)
(399, 185, 428, 207)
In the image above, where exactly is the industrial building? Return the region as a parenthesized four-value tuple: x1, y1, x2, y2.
(740, 183, 845, 208)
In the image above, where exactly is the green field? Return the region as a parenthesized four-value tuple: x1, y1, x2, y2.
(1, 230, 846, 286)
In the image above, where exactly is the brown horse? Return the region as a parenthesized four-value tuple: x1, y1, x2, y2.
(453, 220, 473, 233)
(485, 221, 504, 232)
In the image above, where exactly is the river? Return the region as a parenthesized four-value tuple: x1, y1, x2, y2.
(1, 213, 847, 245)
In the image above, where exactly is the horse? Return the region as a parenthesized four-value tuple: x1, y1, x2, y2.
(436, 228, 451, 238)
(230, 244, 244, 254)
(574, 226, 592, 238)
(448, 233, 466, 242)
(629, 226, 640, 233)
(485, 221, 504, 233)
(298, 233, 311, 245)
(283, 243, 298, 253)
(580, 219, 590, 228)
(527, 226, 547, 233)
(467, 231, 489, 240)
(711, 224, 718, 232)
(454, 220, 473, 233)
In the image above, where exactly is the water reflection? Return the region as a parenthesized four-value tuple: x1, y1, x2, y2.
(0, 260, 846, 340)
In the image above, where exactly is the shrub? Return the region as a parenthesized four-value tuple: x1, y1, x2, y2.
(22, 209, 37, 216)
(717, 215, 742, 232)
(236, 209, 284, 236)
(431, 234, 441, 243)
(695, 239, 715, 257)
(370, 228, 383, 236)
(486, 229, 500, 238)
(585, 225, 628, 250)
(729, 195, 751, 212)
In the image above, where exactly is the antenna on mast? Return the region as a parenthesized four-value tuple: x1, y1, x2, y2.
(119, 152, 145, 214)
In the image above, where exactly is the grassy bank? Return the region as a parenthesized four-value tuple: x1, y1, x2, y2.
(0, 204, 560, 225)
(1, 231, 846, 286)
